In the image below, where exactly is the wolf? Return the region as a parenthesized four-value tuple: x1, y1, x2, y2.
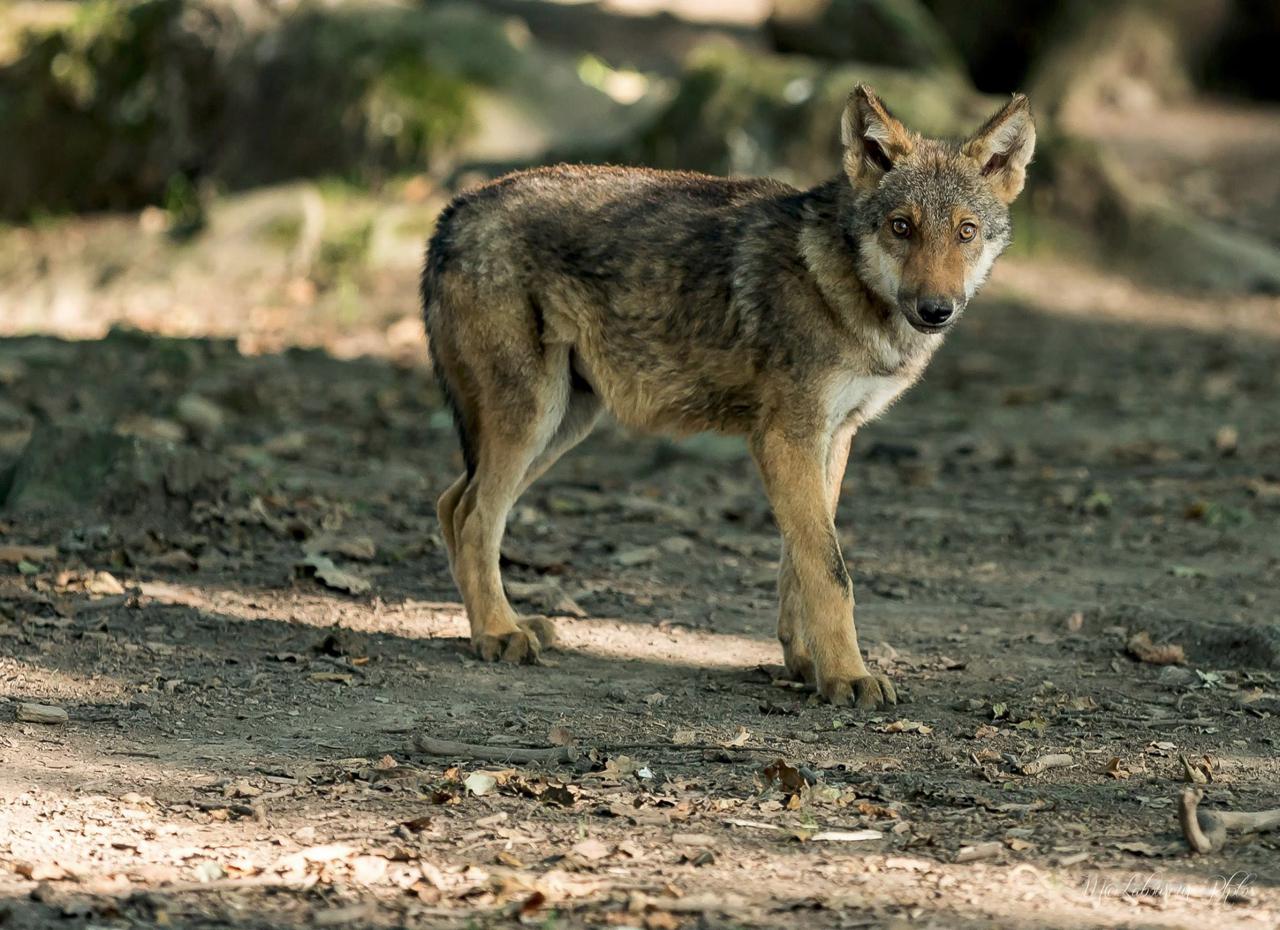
(422, 85, 1034, 708)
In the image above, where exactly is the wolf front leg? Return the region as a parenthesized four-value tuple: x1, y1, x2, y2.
(776, 423, 855, 684)
(752, 427, 896, 708)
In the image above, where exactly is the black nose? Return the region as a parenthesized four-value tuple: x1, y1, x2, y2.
(916, 297, 954, 327)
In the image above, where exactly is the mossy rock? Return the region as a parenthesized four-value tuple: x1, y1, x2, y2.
(0, 1, 621, 219)
(626, 43, 996, 184)
(1, 420, 229, 519)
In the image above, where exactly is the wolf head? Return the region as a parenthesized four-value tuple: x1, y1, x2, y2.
(841, 85, 1035, 334)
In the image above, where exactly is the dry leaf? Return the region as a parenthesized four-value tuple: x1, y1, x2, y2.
(1104, 757, 1132, 780)
(761, 759, 807, 794)
(464, 772, 498, 797)
(1126, 631, 1185, 666)
(299, 554, 370, 595)
(86, 571, 125, 595)
(305, 533, 376, 561)
(876, 719, 934, 735)
(955, 841, 1002, 862)
(547, 726, 574, 746)
(570, 838, 611, 861)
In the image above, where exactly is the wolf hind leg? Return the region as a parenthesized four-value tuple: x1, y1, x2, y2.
(437, 473, 468, 578)
(436, 383, 597, 588)
(449, 347, 599, 663)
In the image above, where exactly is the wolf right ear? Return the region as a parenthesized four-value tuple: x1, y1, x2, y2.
(964, 94, 1036, 204)
(841, 85, 914, 189)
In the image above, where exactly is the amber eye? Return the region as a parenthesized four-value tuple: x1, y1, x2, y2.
(958, 221, 978, 242)
(890, 218, 911, 238)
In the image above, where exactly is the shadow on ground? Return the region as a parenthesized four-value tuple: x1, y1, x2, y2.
(1, 291, 1278, 928)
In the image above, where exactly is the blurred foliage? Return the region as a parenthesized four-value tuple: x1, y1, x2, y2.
(627, 43, 989, 182)
(0, 1, 533, 218)
(0, 0, 1277, 293)
(768, 0, 966, 79)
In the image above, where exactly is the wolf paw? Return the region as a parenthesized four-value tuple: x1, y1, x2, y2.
(819, 673, 897, 709)
(781, 639, 815, 685)
(473, 617, 556, 664)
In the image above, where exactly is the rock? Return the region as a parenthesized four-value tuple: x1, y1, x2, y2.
(659, 535, 694, 556)
(1189, 620, 1280, 671)
(0, 1, 639, 219)
(1157, 666, 1198, 690)
(767, 0, 966, 79)
(16, 702, 68, 725)
(614, 545, 660, 567)
(1, 421, 227, 519)
(175, 394, 226, 439)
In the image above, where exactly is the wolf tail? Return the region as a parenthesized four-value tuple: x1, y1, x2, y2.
(421, 209, 478, 479)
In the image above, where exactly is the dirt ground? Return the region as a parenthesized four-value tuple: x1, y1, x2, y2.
(1, 1, 1279, 916)
(1, 228, 1278, 929)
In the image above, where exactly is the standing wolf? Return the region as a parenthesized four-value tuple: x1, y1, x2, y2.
(423, 85, 1034, 708)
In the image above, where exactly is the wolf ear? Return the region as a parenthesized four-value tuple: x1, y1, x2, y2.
(964, 94, 1036, 204)
(841, 85, 914, 189)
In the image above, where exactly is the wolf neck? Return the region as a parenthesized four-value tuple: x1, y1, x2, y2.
(796, 176, 941, 376)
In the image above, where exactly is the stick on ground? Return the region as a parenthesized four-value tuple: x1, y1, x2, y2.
(1180, 787, 1280, 854)
(412, 736, 577, 764)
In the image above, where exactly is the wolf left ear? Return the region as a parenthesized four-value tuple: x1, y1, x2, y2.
(841, 85, 915, 189)
(964, 94, 1036, 204)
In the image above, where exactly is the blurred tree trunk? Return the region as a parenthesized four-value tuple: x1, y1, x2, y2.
(1027, 0, 1232, 126)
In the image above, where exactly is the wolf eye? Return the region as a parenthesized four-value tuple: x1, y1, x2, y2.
(890, 218, 911, 238)
(958, 221, 978, 242)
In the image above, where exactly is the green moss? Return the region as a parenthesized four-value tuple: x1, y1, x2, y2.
(260, 214, 304, 249)
(313, 219, 374, 290)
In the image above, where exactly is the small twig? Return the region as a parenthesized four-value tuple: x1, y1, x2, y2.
(1180, 787, 1280, 854)
(104, 749, 162, 759)
(593, 741, 777, 754)
(1103, 716, 1218, 728)
(146, 876, 307, 895)
(411, 736, 576, 764)
(74, 594, 131, 614)
(312, 654, 367, 677)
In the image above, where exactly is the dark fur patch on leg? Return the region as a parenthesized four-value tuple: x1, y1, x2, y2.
(828, 534, 852, 590)
(434, 360, 477, 478)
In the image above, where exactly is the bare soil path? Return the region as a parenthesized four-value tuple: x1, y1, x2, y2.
(1, 253, 1278, 928)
